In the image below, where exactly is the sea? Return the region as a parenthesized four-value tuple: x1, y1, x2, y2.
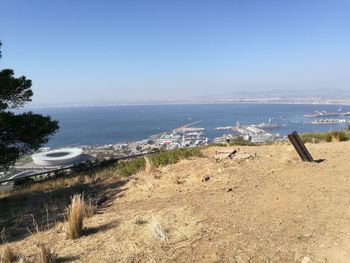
(25, 103, 350, 147)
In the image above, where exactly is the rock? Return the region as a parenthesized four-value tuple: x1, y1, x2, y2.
(214, 149, 238, 160)
(202, 176, 210, 182)
(227, 188, 233, 192)
(301, 256, 312, 263)
(231, 153, 253, 161)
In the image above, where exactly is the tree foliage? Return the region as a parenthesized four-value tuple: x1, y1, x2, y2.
(0, 41, 59, 170)
(0, 69, 33, 110)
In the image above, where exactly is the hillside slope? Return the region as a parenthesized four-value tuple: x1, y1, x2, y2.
(4, 142, 350, 263)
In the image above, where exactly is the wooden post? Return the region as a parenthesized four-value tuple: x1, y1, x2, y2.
(287, 131, 314, 162)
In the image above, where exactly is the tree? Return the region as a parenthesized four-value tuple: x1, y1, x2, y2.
(0, 41, 59, 170)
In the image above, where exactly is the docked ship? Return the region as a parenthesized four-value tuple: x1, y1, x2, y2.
(307, 119, 350, 125)
(304, 111, 340, 118)
(214, 126, 233, 131)
(252, 119, 282, 129)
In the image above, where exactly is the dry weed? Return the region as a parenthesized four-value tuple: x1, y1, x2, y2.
(1, 245, 15, 263)
(135, 218, 148, 225)
(175, 175, 185, 184)
(17, 257, 29, 263)
(65, 194, 85, 239)
(144, 157, 158, 177)
(84, 198, 97, 218)
(83, 174, 98, 184)
(35, 243, 57, 263)
(148, 217, 167, 241)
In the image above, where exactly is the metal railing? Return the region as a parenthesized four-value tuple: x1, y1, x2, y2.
(0, 151, 156, 184)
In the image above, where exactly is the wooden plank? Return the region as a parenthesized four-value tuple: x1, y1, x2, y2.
(214, 149, 238, 160)
(288, 132, 314, 162)
(292, 131, 313, 162)
(288, 134, 305, 161)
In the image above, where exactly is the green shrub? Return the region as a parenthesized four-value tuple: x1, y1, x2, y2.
(114, 147, 203, 177)
(300, 130, 350, 143)
(228, 140, 257, 146)
(150, 148, 202, 167)
(329, 131, 347, 141)
(212, 140, 258, 147)
(324, 133, 333, 142)
(115, 157, 146, 177)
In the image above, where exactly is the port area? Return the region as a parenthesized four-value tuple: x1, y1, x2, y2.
(305, 119, 350, 125)
(213, 121, 282, 144)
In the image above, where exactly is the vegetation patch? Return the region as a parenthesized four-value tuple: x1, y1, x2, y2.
(115, 157, 146, 177)
(1, 244, 15, 263)
(149, 147, 203, 167)
(114, 147, 203, 177)
(300, 130, 350, 143)
(35, 243, 57, 263)
(211, 140, 258, 147)
(66, 194, 86, 239)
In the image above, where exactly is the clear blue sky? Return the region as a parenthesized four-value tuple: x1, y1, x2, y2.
(1, 0, 350, 105)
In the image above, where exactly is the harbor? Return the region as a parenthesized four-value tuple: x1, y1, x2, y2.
(303, 109, 350, 125)
(213, 121, 282, 144)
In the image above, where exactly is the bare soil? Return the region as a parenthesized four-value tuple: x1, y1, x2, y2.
(2, 142, 350, 262)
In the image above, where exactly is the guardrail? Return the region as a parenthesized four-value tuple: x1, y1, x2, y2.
(0, 151, 156, 185)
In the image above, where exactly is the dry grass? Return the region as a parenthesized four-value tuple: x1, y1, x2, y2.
(35, 243, 57, 263)
(135, 218, 148, 225)
(0, 174, 102, 199)
(148, 217, 167, 241)
(1, 245, 15, 263)
(84, 198, 97, 218)
(17, 258, 29, 263)
(65, 194, 86, 239)
(1, 165, 120, 199)
(144, 157, 158, 176)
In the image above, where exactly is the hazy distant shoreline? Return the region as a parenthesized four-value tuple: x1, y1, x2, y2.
(26, 99, 350, 109)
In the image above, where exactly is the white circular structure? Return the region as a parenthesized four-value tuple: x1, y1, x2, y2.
(32, 148, 84, 166)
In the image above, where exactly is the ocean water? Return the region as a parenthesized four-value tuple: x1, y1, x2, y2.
(27, 104, 350, 147)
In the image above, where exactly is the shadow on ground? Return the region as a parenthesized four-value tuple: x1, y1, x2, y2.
(83, 220, 120, 236)
(57, 255, 80, 262)
(0, 178, 128, 243)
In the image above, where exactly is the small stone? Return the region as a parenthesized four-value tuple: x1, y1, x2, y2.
(227, 188, 233, 192)
(202, 176, 210, 182)
(301, 256, 312, 263)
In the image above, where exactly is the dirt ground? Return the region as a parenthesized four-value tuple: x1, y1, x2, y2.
(3, 142, 350, 263)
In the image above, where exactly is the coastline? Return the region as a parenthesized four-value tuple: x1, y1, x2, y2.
(24, 100, 350, 109)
